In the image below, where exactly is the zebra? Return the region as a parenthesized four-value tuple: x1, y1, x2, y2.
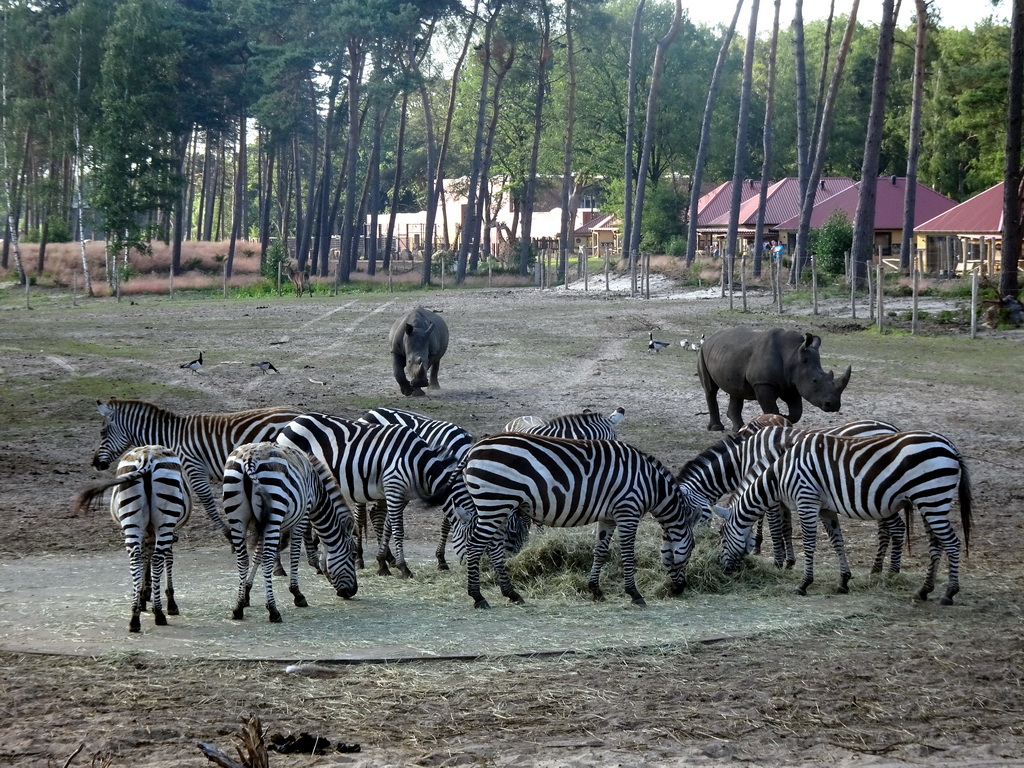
(73, 445, 191, 633)
(91, 398, 305, 539)
(716, 430, 972, 604)
(222, 442, 358, 623)
(276, 412, 458, 579)
(459, 433, 695, 609)
(511, 406, 626, 439)
(726, 420, 904, 570)
(358, 407, 473, 570)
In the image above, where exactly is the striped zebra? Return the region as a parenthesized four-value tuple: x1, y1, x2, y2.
(358, 407, 474, 570)
(460, 434, 695, 608)
(717, 430, 972, 604)
(222, 442, 358, 623)
(91, 398, 304, 538)
(73, 445, 191, 633)
(728, 420, 903, 570)
(506, 406, 626, 439)
(276, 412, 457, 579)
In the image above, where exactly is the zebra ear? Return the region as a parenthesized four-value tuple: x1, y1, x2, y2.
(97, 401, 112, 417)
(608, 407, 626, 425)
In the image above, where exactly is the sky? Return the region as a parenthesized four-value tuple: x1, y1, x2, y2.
(683, 0, 1010, 32)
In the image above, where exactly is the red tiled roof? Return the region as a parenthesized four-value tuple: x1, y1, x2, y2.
(696, 180, 764, 225)
(775, 177, 958, 231)
(704, 177, 855, 229)
(915, 182, 1004, 234)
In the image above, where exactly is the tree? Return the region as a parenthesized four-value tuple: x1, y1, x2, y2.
(752, 0, 781, 278)
(849, 0, 899, 289)
(900, 0, 930, 272)
(1001, 0, 1023, 299)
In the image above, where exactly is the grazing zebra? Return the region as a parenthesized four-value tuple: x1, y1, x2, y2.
(519, 406, 626, 440)
(358, 407, 475, 571)
(73, 445, 191, 633)
(717, 430, 972, 604)
(728, 420, 904, 570)
(222, 442, 358, 623)
(674, 435, 745, 524)
(276, 412, 457, 579)
(91, 398, 305, 538)
(460, 434, 695, 609)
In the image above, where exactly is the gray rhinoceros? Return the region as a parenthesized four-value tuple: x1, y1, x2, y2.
(389, 306, 449, 397)
(696, 327, 851, 431)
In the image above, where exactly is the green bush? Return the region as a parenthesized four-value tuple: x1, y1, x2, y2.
(261, 239, 287, 280)
(809, 211, 853, 275)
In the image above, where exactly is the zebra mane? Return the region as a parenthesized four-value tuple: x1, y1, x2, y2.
(101, 398, 180, 424)
(675, 435, 740, 482)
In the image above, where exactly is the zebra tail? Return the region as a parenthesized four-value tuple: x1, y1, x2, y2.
(71, 470, 147, 516)
(252, 481, 274, 535)
(958, 457, 973, 559)
(904, 502, 913, 557)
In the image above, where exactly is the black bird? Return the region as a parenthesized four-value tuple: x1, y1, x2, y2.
(252, 361, 279, 374)
(648, 332, 670, 354)
(181, 351, 203, 374)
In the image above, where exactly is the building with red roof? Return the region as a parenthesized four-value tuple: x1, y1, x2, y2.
(914, 182, 1005, 276)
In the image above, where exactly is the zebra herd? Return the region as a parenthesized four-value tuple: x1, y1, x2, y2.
(78, 396, 973, 633)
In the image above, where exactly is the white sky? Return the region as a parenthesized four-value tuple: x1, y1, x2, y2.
(683, 0, 1010, 32)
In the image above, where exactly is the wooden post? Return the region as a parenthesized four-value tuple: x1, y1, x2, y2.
(971, 269, 979, 339)
(740, 251, 748, 313)
(604, 248, 609, 292)
(644, 252, 650, 299)
(849, 251, 856, 319)
(222, 261, 228, 299)
(867, 262, 874, 321)
(876, 262, 884, 332)
(812, 255, 818, 315)
(388, 258, 393, 293)
(276, 260, 281, 297)
(911, 253, 920, 335)
(72, 268, 78, 307)
(170, 263, 174, 300)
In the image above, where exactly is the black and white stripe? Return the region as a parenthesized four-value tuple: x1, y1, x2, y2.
(460, 434, 694, 608)
(74, 445, 191, 633)
(222, 442, 358, 622)
(512, 407, 626, 440)
(718, 430, 972, 604)
(358, 407, 473, 569)
(276, 412, 457, 579)
(91, 398, 304, 537)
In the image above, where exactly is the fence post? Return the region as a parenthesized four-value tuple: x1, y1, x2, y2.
(876, 262, 884, 332)
(971, 269, 979, 339)
(911, 254, 919, 335)
(72, 268, 78, 307)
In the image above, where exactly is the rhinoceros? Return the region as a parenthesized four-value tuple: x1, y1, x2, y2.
(389, 306, 449, 397)
(696, 327, 851, 431)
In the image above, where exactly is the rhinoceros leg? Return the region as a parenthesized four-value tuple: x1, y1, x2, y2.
(779, 391, 803, 424)
(393, 354, 415, 396)
(726, 395, 747, 433)
(428, 359, 441, 389)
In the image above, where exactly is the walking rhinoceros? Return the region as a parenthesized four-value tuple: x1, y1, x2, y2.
(389, 306, 449, 397)
(696, 327, 851, 431)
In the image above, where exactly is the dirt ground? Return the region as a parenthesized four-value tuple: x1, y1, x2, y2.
(0, 277, 1021, 767)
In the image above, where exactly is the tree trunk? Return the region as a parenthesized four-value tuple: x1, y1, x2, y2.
(336, 40, 365, 285)
(723, 0, 760, 294)
(524, 0, 552, 278)
(900, 0, 927, 273)
(621, 0, 646, 273)
(850, 0, 898, 289)
(1002, 0, 1023, 299)
(684, 1, 744, 266)
(794, 0, 860, 283)
(753, 0, 781, 278)
(227, 113, 246, 279)
(387, 91, 409, 274)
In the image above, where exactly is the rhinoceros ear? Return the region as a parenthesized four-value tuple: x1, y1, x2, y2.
(836, 365, 852, 391)
(801, 332, 822, 350)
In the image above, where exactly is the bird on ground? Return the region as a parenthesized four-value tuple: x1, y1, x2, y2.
(180, 351, 203, 374)
(648, 332, 670, 354)
(690, 333, 705, 352)
(680, 338, 691, 350)
(252, 361, 279, 374)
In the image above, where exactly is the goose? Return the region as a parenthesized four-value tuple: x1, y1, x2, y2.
(180, 351, 203, 374)
(252, 361, 279, 374)
(648, 332, 670, 354)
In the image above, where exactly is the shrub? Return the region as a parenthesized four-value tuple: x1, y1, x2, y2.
(809, 211, 853, 276)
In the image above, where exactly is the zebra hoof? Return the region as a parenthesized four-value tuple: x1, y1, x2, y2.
(795, 586, 808, 596)
(232, 607, 245, 620)
(293, 594, 308, 608)
(940, 596, 955, 606)
(915, 587, 932, 601)
(785, 560, 796, 570)
(269, 610, 283, 623)
(870, 565, 883, 575)
(154, 611, 168, 626)
(437, 560, 449, 571)
(129, 616, 141, 633)
(167, 605, 179, 616)
(589, 586, 605, 602)
(398, 564, 414, 579)
(474, 598, 491, 609)
(507, 592, 525, 605)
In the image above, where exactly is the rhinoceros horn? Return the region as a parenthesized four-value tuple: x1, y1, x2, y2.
(835, 365, 852, 392)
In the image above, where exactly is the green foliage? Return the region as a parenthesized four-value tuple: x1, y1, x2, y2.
(260, 239, 287, 281)
(809, 211, 854, 276)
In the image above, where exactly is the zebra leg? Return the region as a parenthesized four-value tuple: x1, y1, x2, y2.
(150, 547, 168, 626)
(888, 509, 908, 573)
(753, 516, 764, 556)
(231, 533, 251, 620)
(616, 519, 646, 606)
(587, 521, 616, 602)
(128, 544, 145, 633)
(382, 501, 413, 579)
(262, 528, 283, 622)
(920, 519, 961, 605)
(304, 527, 322, 574)
(164, 547, 178, 615)
(274, 531, 288, 576)
(140, 533, 154, 613)
(820, 512, 852, 594)
(796, 511, 818, 596)
(765, 505, 789, 568)
(436, 511, 453, 571)
(289, 521, 308, 608)
(916, 529, 942, 601)
(491, 532, 523, 606)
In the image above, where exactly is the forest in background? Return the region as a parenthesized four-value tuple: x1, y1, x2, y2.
(0, 0, 1014, 292)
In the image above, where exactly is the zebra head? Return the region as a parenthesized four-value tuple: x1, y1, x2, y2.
(92, 399, 131, 470)
(417, 447, 460, 506)
(713, 504, 755, 573)
(324, 541, 359, 599)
